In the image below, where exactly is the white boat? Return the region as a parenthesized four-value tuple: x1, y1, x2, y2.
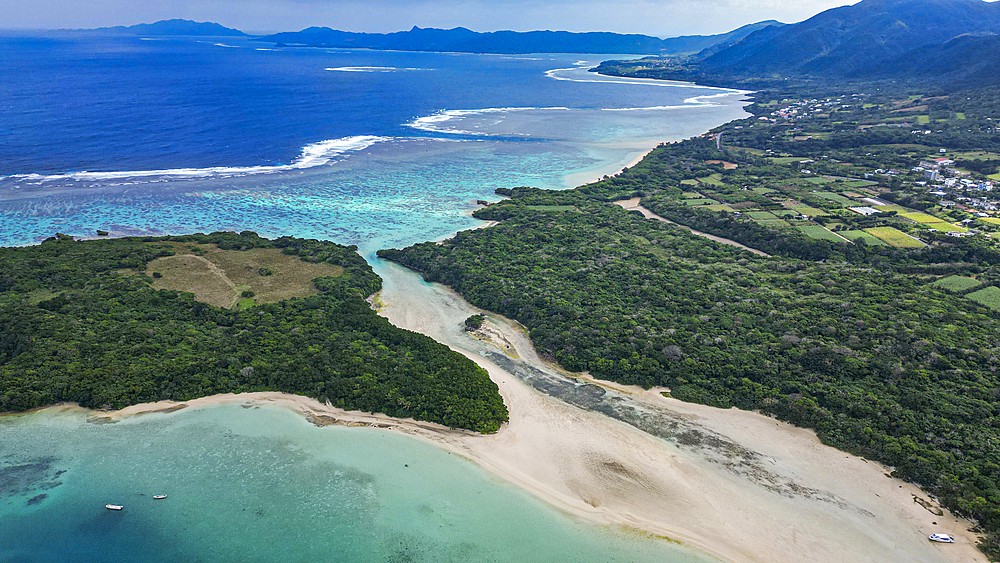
(105, 504, 123, 511)
(928, 533, 955, 543)
(152, 495, 167, 500)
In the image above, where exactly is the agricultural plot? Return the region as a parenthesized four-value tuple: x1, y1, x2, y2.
(772, 209, 799, 217)
(978, 217, 1000, 225)
(955, 112, 966, 120)
(839, 230, 887, 245)
(747, 211, 778, 220)
(681, 192, 704, 198)
(797, 225, 848, 242)
(966, 286, 1000, 312)
(770, 156, 807, 164)
(931, 275, 983, 293)
(791, 204, 829, 217)
(901, 211, 945, 224)
(682, 198, 719, 206)
(864, 227, 925, 248)
(755, 218, 791, 228)
(697, 175, 725, 187)
(917, 115, 931, 124)
(705, 204, 734, 212)
(752, 187, 777, 194)
(814, 191, 857, 205)
(845, 180, 877, 188)
(805, 177, 832, 185)
(681, 179, 699, 186)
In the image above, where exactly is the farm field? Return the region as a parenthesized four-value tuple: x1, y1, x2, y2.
(931, 275, 983, 293)
(814, 191, 857, 205)
(797, 225, 848, 242)
(864, 227, 926, 248)
(839, 230, 887, 245)
(966, 286, 1000, 312)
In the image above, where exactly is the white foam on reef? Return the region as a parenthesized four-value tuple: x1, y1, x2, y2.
(2, 136, 389, 185)
(325, 66, 428, 72)
(544, 66, 750, 96)
(406, 107, 571, 135)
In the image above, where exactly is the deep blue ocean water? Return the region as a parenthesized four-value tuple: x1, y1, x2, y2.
(0, 32, 748, 562)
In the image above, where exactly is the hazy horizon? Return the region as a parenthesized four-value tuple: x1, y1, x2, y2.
(0, 0, 860, 38)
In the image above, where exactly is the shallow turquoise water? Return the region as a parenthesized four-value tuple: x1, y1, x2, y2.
(0, 404, 714, 562)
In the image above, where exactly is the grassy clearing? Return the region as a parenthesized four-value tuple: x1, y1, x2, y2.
(901, 211, 944, 224)
(931, 275, 983, 293)
(755, 218, 791, 228)
(845, 180, 878, 188)
(681, 179, 699, 186)
(770, 156, 807, 164)
(864, 227, 925, 248)
(814, 191, 856, 205)
(747, 211, 778, 220)
(147, 244, 343, 309)
(752, 187, 776, 194)
(990, 173, 1000, 181)
(917, 115, 931, 124)
(805, 177, 832, 185)
(978, 217, 1000, 225)
(797, 225, 848, 242)
(791, 204, 829, 217)
(955, 112, 966, 120)
(683, 198, 719, 206)
(839, 230, 887, 245)
(681, 192, 704, 199)
(696, 175, 725, 187)
(966, 286, 1000, 312)
(705, 204, 734, 212)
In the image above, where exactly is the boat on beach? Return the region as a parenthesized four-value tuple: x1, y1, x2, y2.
(105, 504, 123, 511)
(929, 533, 955, 543)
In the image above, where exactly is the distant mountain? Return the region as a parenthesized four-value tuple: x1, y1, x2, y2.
(86, 19, 246, 37)
(256, 22, 784, 55)
(596, 0, 1000, 89)
(698, 0, 1000, 76)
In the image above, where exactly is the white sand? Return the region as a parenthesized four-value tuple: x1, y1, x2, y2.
(75, 257, 984, 563)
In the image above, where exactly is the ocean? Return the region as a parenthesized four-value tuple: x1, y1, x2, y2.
(0, 32, 748, 561)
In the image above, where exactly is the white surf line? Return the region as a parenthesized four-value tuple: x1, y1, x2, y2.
(1, 136, 390, 184)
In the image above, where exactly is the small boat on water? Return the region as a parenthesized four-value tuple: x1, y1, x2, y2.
(105, 504, 123, 511)
(153, 495, 167, 500)
(929, 533, 955, 543)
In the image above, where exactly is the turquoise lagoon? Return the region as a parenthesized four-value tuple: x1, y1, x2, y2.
(0, 404, 715, 562)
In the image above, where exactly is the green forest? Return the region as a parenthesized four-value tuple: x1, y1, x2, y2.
(0, 232, 507, 433)
(380, 85, 1000, 555)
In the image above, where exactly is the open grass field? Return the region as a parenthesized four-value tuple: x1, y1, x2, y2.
(955, 112, 966, 120)
(839, 230, 887, 246)
(147, 243, 343, 309)
(917, 115, 931, 124)
(931, 275, 983, 293)
(705, 204, 734, 212)
(900, 211, 943, 224)
(864, 227, 925, 248)
(845, 180, 878, 188)
(747, 211, 778, 220)
(772, 209, 799, 217)
(805, 177, 832, 185)
(769, 156, 807, 164)
(683, 198, 719, 206)
(990, 173, 1000, 181)
(813, 191, 856, 205)
(791, 204, 829, 217)
(978, 217, 1000, 225)
(681, 179, 699, 186)
(681, 192, 704, 198)
(966, 286, 1000, 312)
(696, 175, 725, 187)
(752, 187, 776, 194)
(797, 225, 848, 242)
(755, 218, 791, 228)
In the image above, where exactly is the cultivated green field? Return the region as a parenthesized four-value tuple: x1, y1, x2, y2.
(864, 227, 925, 248)
(931, 275, 983, 293)
(966, 286, 1000, 312)
(797, 225, 847, 242)
(814, 191, 856, 205)
(839, 230, 887, 245)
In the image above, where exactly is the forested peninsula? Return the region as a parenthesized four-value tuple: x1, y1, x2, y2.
(380, 85, 1000, 556)
(0, 232, 507, 433)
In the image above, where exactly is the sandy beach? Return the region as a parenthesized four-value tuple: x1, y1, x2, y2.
(75, 258, 986, 563)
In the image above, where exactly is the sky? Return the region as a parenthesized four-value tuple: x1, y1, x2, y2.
(0, 0, 859, 36)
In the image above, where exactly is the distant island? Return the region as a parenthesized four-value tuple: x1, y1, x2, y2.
(64, 18, 785, 55)
(255, 21, 783, 55)
(72, 19, 246, 37)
